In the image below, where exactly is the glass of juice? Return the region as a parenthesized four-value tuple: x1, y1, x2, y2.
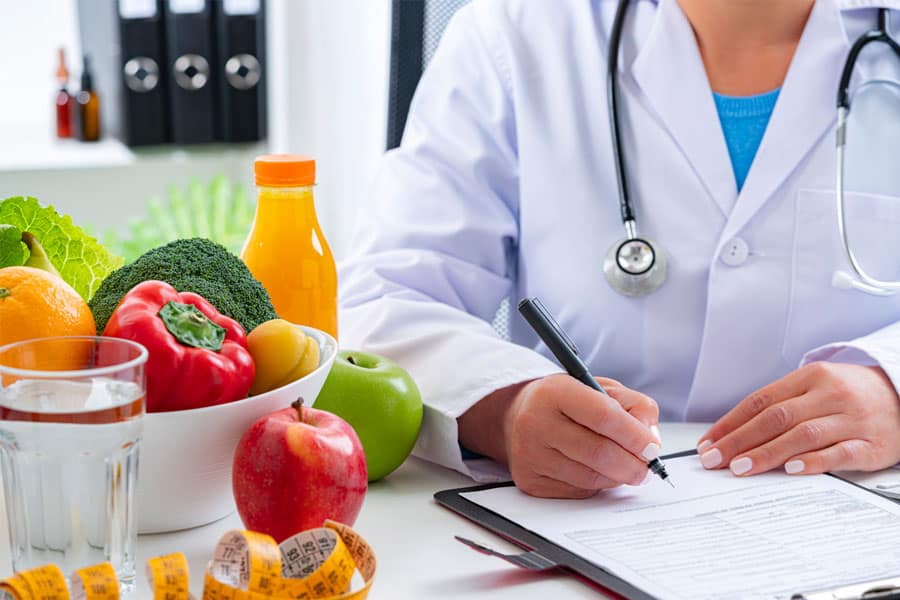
(0, 336, 148, 588)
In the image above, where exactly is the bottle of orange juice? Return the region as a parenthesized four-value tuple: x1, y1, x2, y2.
(241, 154, 337, 338)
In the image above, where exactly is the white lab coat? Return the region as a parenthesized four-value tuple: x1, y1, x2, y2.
(338, 0, 900, 482)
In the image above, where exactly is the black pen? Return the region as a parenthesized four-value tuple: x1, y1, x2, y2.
(517, 297, 673, 488)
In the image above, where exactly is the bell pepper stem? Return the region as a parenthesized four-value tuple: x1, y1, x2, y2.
(158, 301, 226, 351)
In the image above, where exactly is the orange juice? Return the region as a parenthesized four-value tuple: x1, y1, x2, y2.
(241, 155, 338, 338)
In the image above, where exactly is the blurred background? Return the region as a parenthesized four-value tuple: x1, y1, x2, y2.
(0, 0, 401, 259)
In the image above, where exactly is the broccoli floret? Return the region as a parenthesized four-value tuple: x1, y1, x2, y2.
(89, 238, 278, 334)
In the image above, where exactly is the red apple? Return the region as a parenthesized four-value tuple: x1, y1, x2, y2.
(232, 399, 367, 542)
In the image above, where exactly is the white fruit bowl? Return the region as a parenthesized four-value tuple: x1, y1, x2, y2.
(136, 325, 337, 533)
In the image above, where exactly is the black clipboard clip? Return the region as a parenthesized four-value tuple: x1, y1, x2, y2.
(454, 536, 558, 571)
(793, 576, 900, 600)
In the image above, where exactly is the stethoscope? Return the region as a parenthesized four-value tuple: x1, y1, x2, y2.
(603, 0, 899, 297)
(603, 0, 667, 297)
(831, 8, 900, 296)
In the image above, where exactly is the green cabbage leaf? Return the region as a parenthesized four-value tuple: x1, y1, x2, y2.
(0, 196, 124, 300)
(0, 224, 27, 268)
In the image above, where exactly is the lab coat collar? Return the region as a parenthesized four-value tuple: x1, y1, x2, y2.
(630, 0, 855, 243)
(722, 0, 850, 243)
(630, 0, 738, 219)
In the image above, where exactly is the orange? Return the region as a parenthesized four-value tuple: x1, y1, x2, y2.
(0, 266, 96, 349)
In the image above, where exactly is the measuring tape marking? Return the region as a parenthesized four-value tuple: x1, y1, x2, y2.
(275, 530, 353, 598)
(72, 563, 118, 600)
(2, 522, 376, 600)
(146, 553, 190, 600)
(23, 564, 68, 600)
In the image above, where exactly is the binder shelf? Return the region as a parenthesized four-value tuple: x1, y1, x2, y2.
(76, 0, 267, 148)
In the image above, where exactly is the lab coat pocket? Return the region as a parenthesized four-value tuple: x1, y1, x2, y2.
(783, 189, 900, 364)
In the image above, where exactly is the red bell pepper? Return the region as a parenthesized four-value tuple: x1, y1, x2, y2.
(103, 280, 255, 412)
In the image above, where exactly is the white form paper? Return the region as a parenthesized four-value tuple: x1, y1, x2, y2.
(461, 455, 900, 600)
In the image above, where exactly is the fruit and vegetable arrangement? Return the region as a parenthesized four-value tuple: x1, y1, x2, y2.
(103, 280, 256, 412)
(0, 196, 122, 300)
(2, 227, 286, 413)
(0, 189, 424, 549)
(89, 237, 278, 335)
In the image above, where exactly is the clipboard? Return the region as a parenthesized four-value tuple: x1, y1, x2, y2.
(434, 479, 651, 599)
(434, 450, 900, 600)
(434, 450, 702, 600)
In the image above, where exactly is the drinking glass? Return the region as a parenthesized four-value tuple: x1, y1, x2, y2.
(0, 336, 148, 588)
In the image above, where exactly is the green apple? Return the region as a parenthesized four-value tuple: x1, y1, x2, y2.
(313, 350, 423, 481)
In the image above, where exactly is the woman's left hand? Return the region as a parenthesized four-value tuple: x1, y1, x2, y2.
(696, 362, 900, 476)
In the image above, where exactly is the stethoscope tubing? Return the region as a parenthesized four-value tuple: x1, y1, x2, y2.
(837, 9, 900, 109)
(604, 0, 668, 297)
(834, 8, 900, 295)
(607, 2, 900, 297)
(607, 0, 635, 228)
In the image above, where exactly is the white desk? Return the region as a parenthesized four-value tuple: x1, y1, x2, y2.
(0, 423, 709, 599)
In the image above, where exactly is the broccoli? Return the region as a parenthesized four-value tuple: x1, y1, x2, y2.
(89, 238, 278, 334)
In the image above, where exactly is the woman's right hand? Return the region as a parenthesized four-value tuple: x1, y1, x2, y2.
(459, 374, 662, 498)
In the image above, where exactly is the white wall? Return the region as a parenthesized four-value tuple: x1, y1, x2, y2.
(268, 0, 391, 257)
(0, 0, 391, 259)
(0, 1, 82, 142)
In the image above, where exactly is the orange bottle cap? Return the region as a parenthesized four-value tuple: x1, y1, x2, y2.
(254, 154, 316, 187)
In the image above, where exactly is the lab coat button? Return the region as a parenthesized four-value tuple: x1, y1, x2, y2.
(720, 238, 749, 266)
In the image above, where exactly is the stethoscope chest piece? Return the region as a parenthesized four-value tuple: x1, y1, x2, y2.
(603, 237, 668, 296)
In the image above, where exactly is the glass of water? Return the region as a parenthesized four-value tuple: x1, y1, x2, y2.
(0, 336, 148, 588)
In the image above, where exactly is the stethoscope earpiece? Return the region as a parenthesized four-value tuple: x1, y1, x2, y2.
(832, 270, 897, 296)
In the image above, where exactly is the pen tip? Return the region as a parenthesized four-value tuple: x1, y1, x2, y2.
(667, 479, 675, 488)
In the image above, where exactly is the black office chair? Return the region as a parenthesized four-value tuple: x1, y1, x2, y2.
(386, 0, 471, 151)
(385, 0, 512, 339)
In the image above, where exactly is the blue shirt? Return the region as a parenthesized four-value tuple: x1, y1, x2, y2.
(712, 88, 780, 191)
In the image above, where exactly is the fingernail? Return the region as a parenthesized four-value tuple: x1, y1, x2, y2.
(785, 460, 805, 475)
(700, 448, 722, 469)
(697, 439, 712, 454)
(730, 456, 753, 475)
(641, 442, 660, 461)
(651, 425, 661, 443)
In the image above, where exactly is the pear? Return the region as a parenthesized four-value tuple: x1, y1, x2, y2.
(21, 232, 61, 278)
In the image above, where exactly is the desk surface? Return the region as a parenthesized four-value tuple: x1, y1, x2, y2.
(0, 423, 709, 599)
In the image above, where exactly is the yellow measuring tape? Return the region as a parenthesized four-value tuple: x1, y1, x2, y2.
(0, 521, 376, 600)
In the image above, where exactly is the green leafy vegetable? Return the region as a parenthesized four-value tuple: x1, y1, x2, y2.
(103, 176, 255, 264)
(0, 196, 124, 300)
(0, 224, 27, 268)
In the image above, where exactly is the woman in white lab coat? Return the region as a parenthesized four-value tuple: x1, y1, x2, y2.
(339, 0, 900, 497)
